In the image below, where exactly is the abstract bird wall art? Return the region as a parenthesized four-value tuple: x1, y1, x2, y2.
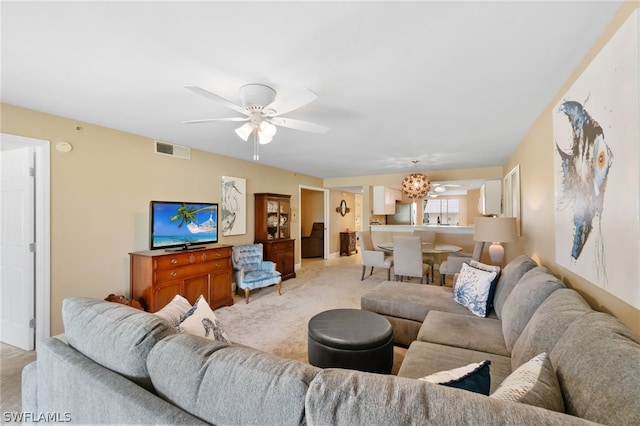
(552, 9, 639, 309)
(555, 100, 613, 281)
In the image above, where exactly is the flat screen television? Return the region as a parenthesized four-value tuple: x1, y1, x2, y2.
(149, 201, 218, 251)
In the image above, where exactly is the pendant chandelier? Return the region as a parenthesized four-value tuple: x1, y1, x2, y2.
(401, 160, 431, 199)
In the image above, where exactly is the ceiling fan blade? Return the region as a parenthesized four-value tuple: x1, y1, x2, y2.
(264, 88, 318, 116)
(182, 117, 249, 124)
(185, 86, 248, 115)
(269, 117, 329, 134)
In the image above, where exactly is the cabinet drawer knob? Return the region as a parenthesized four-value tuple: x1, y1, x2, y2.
(170, 271, 177, 277)
(215, 252, 221, 257)
(171, 259, 178, 265)
(215, 263, 221, 268)
(201, 253, 207, 261)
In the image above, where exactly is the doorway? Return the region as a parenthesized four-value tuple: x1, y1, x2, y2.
(0, 133, 50, 350)
(299, 186, 329, 266)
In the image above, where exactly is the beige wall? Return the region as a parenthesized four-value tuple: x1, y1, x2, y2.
(328, 190, 356, 254)
(503, 1, 639, 334)
(1, 104, 323, 335)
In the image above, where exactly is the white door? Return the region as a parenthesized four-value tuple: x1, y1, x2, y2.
(0, 144, 35, 350)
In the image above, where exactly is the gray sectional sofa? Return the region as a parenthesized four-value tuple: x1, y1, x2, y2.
(362, 255, 640, 425)
(22, 255, 639, 424)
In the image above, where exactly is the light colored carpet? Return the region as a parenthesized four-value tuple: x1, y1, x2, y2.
(1, 342, 36, 414)
(216, 256, 407, 373)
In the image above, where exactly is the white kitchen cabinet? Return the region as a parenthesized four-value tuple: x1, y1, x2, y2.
(373, 186, 402, 214)
(478, 180, 502, 215)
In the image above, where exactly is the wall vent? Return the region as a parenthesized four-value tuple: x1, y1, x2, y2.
(154, 140, 191, 160)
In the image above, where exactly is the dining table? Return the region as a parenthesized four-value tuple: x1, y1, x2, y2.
(377, 242, 462, 282)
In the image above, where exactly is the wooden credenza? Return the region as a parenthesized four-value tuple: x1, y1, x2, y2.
(340, 232, 358, 256)
(262, 239, 296, 281)
(129, 245, 233, 312)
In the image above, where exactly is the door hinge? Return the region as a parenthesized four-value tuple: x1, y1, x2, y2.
(29, 318, 36, 328)
(29, 243, 36, 253)
(29, 167, 35, 177)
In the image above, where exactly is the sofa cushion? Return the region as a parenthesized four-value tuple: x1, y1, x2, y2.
(550, 312, 640, 425)
(179, 295, 230, 343)
(419, 360, 491, 395)
(306, 368, 585, 425)
(398, 341, 512, 394)
(501, 267, 564, 352)
(361, 281, 479, 323)
(418, 311, 509, 357)
(147, 333, 320, 425)
(511, 289, 592, 369)
(62, 297, 176, 392)
(453, 263, 498, 317)
(492, 255, 538, 319)
(491, 353, 564, 413)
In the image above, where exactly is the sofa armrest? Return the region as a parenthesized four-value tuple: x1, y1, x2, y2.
(21, 361, 38, 416)
(261, 261, 277, 272)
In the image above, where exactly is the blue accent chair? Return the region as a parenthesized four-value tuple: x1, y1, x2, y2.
(232, 243, 282, 304)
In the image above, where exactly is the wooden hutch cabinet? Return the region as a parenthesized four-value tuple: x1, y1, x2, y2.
(254, 193, 296, 280)
(129, 245, 233, 312)
(340, 231, 358, 256)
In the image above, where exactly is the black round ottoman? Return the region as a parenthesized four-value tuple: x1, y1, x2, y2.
(307, 308, 393, 374)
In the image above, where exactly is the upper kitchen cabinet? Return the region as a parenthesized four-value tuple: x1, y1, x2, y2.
(478, 180, 502, 215)
(373, 186, 402, 215)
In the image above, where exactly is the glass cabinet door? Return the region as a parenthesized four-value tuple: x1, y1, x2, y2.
(279, 200, 290, 238)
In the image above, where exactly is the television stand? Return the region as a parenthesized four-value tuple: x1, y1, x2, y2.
(165, 244, 206, 252)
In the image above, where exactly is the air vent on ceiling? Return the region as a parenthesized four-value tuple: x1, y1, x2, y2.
(154, 140, 190, 159)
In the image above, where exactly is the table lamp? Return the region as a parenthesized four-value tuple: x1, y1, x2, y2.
(473, 217, 517, 265)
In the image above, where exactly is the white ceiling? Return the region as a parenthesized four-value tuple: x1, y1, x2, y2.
(1, 1, 622, 179)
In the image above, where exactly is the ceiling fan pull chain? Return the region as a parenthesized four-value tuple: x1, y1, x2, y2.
(253, 130, 260, 161)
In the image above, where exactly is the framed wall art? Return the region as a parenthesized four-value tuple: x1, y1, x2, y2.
(221, 176, 246, 236)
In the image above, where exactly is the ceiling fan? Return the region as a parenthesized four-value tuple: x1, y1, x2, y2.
(183, 84, 329, 160)
(429, 183, 465, 197)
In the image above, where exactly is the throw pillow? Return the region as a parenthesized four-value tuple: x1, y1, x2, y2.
(490, 353, 564, 413)
(419, 360, 491, 395)
(179, 295, 231, 344)
(154, 294, 192, 328)
(469, 260, 501, 311)
(453, 263, 497, 317)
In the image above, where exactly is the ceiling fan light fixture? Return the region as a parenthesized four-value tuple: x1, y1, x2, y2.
(235, 123, 253, 141)
(257, 132, 273, 145)
(260, 121, 277, 137)
(434, 185, 445, 193)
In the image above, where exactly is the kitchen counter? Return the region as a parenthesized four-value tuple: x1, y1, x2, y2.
(369, 224, 473, 235)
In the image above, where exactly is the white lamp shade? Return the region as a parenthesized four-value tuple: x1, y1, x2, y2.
(235, 123, 253, 141)
(257, 132, 273, 144)
(259, 121, 277, 137)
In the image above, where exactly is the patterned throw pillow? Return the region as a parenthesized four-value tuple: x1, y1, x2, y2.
(469, 260, 501, 311)
(419, 360, 491, 395)
(490, 353, 565, 412)
(179, 295, 231, 344)
(453, 263, 498, 317)
(154, 294, 192, 328)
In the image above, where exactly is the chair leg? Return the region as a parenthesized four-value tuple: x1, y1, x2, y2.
(369, 267, 374, 276)
(440, 274, 446, 286)
(387, 269, 390, 280)
(361, 265, 366, 280)
(244, 288, 250, 304)
(277, 280, 282, 296)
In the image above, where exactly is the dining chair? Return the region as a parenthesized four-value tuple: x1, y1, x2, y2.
(413, 230, 436, 281)
(392, 236, 431, 283)
(438, 241, 485, 285)
(358, 231, 394, 281)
